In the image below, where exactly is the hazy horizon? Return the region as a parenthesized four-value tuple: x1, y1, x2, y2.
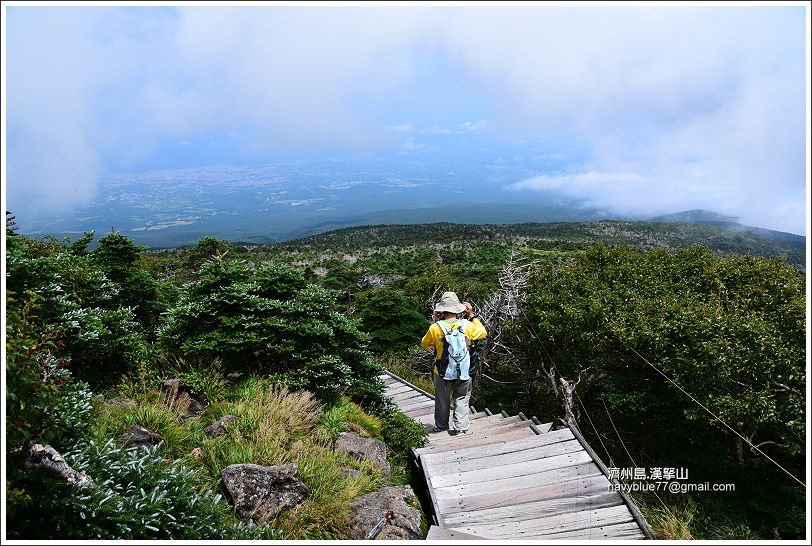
(5, 4, 808, 236)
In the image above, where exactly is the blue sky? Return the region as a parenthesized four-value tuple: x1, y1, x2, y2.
(4, 4, 809, 234)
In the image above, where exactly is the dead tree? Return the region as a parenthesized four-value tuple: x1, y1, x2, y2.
(476, 249, 537, 387)
(16, 441, 94, 487)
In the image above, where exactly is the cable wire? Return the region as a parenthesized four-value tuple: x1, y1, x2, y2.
(574, 390, 615, 467)
(627, 346, 806, 489)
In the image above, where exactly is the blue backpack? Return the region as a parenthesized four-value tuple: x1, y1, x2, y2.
(437, 319, 472, 380)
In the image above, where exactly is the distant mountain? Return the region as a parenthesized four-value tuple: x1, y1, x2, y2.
(650, 209, 805, 250)
(273, 220, 805, 269)
(650, 209, 739, 224)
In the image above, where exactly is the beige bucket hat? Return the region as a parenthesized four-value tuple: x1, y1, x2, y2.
(434, 291, 466, 314)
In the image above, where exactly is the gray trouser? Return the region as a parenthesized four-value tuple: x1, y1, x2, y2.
(433, 372, 472, 431)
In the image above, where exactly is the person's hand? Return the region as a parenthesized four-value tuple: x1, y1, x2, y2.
(463, 301, 474, 318)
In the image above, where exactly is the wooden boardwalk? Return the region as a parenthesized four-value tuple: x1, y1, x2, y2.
(380, 370, 652, 541)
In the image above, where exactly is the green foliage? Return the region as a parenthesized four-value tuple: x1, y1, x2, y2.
(5, 440, 282, 540)
(158, 257, 383, 401)
(187, 236, 233, 270)
(380, 409, 428, 486)
(5, 294, 93, 450)
(6, 209, 19, 236)
(93, 231, 162, 332)
(320, 259, 361, 293)
(513, 244, 805, 537)
(356, 288, 428, 354)
(6, 233, 149, 388)
(319, 396, 383, 443)
(162, 356, 229, 403)
(381, 409, 428, 454)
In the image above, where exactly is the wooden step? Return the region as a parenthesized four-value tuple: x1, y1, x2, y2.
(426, 438, 585, 477)
(450, 504, 635, 540)
(442, 491, 625, 527)
(430, 448, 595, 489)
(425, 526, 487, 540)
(421, 428, 576, 472)
(426, 420, 536, 447)
(432, 459, 602, 503)
(436, 473, 610, 517)
(397, 395, 434, 410)
(416, 426, 539, 455)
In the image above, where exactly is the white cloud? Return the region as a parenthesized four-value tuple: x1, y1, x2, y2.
(424, 124, 453, 135)
(386, 123, 414, 133)
(400, 139, 426, 150)
(461, 120, 488, 132)
(5, 6, 806, 234)
(445, 6, 806, 233)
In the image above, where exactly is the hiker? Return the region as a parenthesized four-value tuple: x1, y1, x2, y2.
(421, 291, 487, 435)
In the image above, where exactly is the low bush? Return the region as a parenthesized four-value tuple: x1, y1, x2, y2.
(6, 440, 282, 540)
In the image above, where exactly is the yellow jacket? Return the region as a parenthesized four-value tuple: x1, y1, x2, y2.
(422, 318, 487, 375)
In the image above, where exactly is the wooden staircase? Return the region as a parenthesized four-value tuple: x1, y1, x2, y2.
(379, 370, 652, 540)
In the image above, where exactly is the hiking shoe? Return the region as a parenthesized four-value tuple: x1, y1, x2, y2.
(452, 429, 472, 436)
(432, 425, 448, 433)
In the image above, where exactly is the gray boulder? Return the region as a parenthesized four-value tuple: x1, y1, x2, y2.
(105, 397, 137, 409)
(349, 485, 423, 540)
(334, 432, 391, 479)
(221, 463, 309, 521)
(206, 414, 239, 437)
(118, 425, 161, 450)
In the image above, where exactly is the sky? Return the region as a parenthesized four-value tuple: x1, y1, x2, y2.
(4, 3, 809, 235)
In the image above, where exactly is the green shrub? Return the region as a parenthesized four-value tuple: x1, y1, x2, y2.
(6, 440, 282, 540)
(381, 410, 428, 454)
(158, 257, 384, 402)
(6, 233, 149, 388)
(378, 409, 428, 486)
(356, 288, 429, 354)
(5, 293, 94, 451)
(512, 244, 805, 538)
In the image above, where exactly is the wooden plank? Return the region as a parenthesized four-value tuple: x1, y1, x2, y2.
(420, 452, 444, 527)
(405, 405, 436, 418)
(400, 401, 435, 415)
(425, 526, 487, 540)
(396, 393, 433, 405)
(432, 459, 601, 501)
(422, 428, 575, 470)
(385, 384, 414, 396)
(567, 423, 653, 538)
(436, 473, 610, 516)
(397, 397, 434, 410)
(426, 421, 536, 447)
(430, 449, 594, 488)
(391, 390, 423, 402)
(416, 427, 539, 455)
(426, 438, 585, 476)
(381, 369, 435, 400)
(441, 491, 624, 527)
(425, 418, 523, 442)
(427, 414, 523, 436)
(450, 505, 634, 539)
(395, 397, 428, 409)
(525, 521, 646, 540)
